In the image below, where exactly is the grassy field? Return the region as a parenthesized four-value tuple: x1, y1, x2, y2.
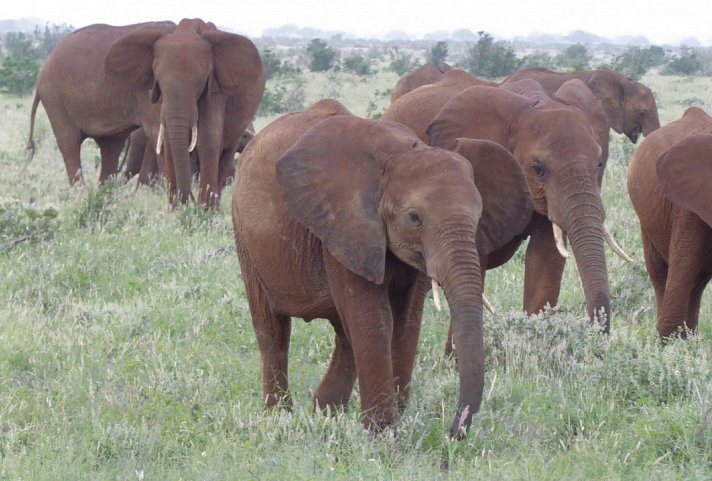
(0, 71, 710, 480)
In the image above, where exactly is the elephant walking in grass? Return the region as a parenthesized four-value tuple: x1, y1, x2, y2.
(232, 99, 532, 436)
(628, 107, 712, 338)
(27, 18, 265, 208)
(385, 80, 630, 349)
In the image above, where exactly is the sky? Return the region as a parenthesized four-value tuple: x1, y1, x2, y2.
(4, 0, 712, 45)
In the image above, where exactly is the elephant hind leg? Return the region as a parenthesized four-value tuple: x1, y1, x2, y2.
(314, 318, 356, 411)
(642, 231, 668, 315)
(96, 135, 129, 184)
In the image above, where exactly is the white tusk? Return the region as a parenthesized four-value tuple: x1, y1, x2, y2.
(603, 222, 634, 263)
(552, 223, 569, 258)
(189, 124, 198, 152)
(431, 278, 442, 311)
(156, 123, 164, 155)
(482, 293, 494, 314)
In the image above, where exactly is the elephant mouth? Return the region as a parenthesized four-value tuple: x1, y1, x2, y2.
(626, 126, 642, 143)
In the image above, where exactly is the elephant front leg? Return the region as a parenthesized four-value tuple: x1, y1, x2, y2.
(324, 253, 398, 431)
(523, 219, 566, 315)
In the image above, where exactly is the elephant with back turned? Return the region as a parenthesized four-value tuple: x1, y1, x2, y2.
(27, 18, 265, 208)
(628, 107, 712, 338)
(502, 67, 660, 143)
(232, 99, 532, 437)
(385, 79, 628, 345)
(391, 62, 452, 101)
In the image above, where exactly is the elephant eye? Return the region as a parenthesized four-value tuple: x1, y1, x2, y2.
(532, 159, 547, 178)
(407, 209, 422, 226)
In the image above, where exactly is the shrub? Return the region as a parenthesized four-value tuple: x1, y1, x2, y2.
(612, 46, 666, 80)
(556, 43, 591, 70)
(464, 31, 521, 78)
(426, 41, 448, 66)
(257, 78, 306, 116)
(664, 47, 702, 75)
(260, 47, 300, 80)
(0, 56, 40, 96)
(519, 50, 555, 69)
(306, 38, 337, 72)
(388, 47, 419, 76)
(342, 53, 373, 76)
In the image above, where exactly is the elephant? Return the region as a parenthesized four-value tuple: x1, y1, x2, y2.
(628, 106, 712, 338)
(391, 62, 452, 101)
(26, 18, 265, 208)
(387, 80, 622, 342)
(232, 99, 532, 436)
(384, 68, 497, 141)
(502, 67, 660, 143)
(122, 122, 256, 185)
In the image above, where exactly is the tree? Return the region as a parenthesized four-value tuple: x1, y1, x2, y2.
(556, 44, 591, 70)
(426, 41, 448, 67)
(388, 48, 419, 76)
(464, 31, 521, 78)
(664, 47, 702, 75)
(343, 53, 373, 76)
(0, 56, 40, 96)
(612, 46, 666, 80)
(306, 38, 337, 72)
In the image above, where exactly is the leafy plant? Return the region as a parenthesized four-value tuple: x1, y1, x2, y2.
(0, 56, 40, 96)
(612, 46, 667, 80)
(388, 47, 419, 76)
(306, 38, 338, 72)
(556, 43, 591, 70)
(664, 47, 702, 75)
(426, 41, 448, 66)
(342, 53, 373, 76)
(464, 31, 521, 78)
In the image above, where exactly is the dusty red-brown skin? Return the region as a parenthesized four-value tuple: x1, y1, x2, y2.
(231, 99, 531, 437)
(502, 67, 660, 143)
(391, 62, 452, 101)
(628, 107, 712, 338)
(386, 79, 614, 352)
(27, 18, 265, 209)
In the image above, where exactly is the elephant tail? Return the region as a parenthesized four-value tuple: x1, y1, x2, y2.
(24, 91, 40, 167)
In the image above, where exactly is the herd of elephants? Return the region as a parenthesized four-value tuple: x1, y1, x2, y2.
(23, 18, 712, 438)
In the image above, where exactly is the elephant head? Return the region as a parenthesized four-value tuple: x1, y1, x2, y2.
(587, 69, 660, 143)
(427, 84, 612, 327)
(657, 134, 712, 227)
(105, 18, 263, 204)
(275, 112, 531, 436)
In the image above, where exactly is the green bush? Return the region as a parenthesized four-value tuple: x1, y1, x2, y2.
(426, 41, 448, 66)
(0, 200, 59, 250)
(260, 47, 300, 80)
(556, 43, 591, 71)
(342, 53, 373, 76)
(306, 38, 338, 72)
(257, 78, 306, 116)
(388, 47, 419, 76)
(520, 50, 555, 69)
(464, 31, 521, 78)
(0, 56, 40, 96)
(664, 47, 702, 75)
(612, 46, 666, 80)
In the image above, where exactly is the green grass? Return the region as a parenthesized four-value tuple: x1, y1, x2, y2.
(0, 71, 710, 480)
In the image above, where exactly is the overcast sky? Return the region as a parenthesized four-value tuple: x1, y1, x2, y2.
(4, 0, 712, 45)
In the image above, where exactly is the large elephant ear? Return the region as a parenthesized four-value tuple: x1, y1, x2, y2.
(105, 30, 166, 89)
(657, 134, 712, 227)
(203, 31, 263, 96)
(587, 69, 625, 133)
(276, 116, 414, 284)
(454, 138, 533, 255)
(427, 85, 536, 151)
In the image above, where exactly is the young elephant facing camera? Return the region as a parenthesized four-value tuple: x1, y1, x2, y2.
(231, 99, 532, 437)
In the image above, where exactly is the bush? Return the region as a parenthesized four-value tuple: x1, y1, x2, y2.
(664, 47, 702, 75)
(260, 47, 300, 80)
(612, 46, 666, 80)
(388, 47, 419, 76)
(426, 41, 448, 66)
(0, 56, 40, 96)
(556, 43, 591, 70)
(464, 31, 521, 78)
(342, 53, 373, 76)
(520, 50, 555, 69)
(257, 78, 306, 116)
(306, 38, 337, 72)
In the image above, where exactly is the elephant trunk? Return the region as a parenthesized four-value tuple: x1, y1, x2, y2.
(164, 104, 196, 204)
(560, 179, 612, 332)
(429, 224, 485, 438)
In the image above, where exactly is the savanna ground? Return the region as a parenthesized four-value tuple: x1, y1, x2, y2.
(0, 68, 710, 480)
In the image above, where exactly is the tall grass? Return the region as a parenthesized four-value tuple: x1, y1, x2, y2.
(0, 72, 710, 480)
